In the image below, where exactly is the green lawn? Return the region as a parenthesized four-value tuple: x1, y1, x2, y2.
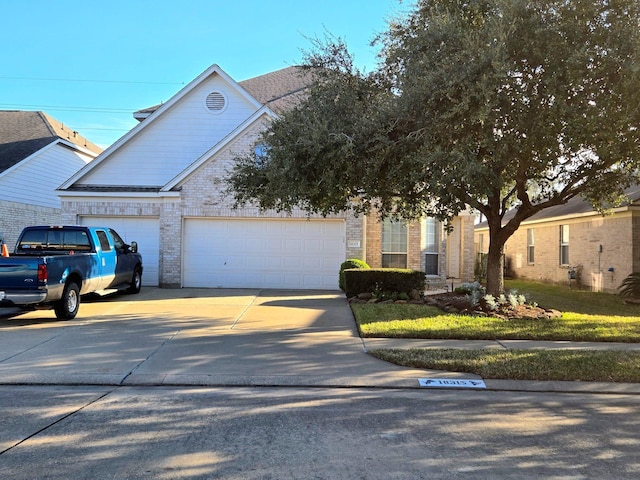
(354, 303, 640, 342)
(352, 280, 640, 342)
(369, 348, 640, 383)
(506, 279, 640, 316)
(352, 280, 640, 382)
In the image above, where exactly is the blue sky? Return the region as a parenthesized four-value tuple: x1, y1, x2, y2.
(1, 0, 408, 148)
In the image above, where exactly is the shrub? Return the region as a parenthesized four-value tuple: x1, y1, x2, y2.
(482, 290, 529, 312)
(455, 281, 485, 296)
(619, 273, 640, 299)
(455, 282, 486, 307)
(339, 258, 370, 291)
(343, 268, 425, 298)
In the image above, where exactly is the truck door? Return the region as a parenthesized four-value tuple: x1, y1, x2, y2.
(95, 230, 117, 289)
(108, 229, 137, 287)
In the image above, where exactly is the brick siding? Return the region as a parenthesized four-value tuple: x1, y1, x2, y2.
(476, 210, 639, 293)
(0, 200, 62, 248)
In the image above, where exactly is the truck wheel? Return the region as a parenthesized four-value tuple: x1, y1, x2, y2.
(127, 267, 142, 294)
(54, 282, 80, 320)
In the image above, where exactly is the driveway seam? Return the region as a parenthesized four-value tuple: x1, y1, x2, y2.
(229, 290, 262, 330)
(119, 330, 181, 385)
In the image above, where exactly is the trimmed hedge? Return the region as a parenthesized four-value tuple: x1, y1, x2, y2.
(343, 268, 426, 297)
(339, 258, 370, 291)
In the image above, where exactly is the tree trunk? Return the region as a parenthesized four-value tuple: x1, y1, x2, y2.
(485, 231, 505, 297)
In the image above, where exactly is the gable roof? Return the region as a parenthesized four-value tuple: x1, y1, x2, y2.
(133, 65, 310, 120)
(0, 111, 102, 173)
(60, 64, 313, 194)
(475, 185, 640, 229)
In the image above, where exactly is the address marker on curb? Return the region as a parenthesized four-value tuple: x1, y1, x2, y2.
(419, 378, 486, 389)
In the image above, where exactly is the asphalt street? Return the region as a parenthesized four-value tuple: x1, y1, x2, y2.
(2, 386, 640, 479)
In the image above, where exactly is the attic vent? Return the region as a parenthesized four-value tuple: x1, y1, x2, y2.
(205, 91, 226, 113)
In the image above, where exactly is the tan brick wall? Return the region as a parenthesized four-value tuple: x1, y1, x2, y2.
(62, 121, 356, 287)
(365, 214, 382, 267)
(362, 211, 475, 284)
(159, 200, 183, 287)
(477, 210, 636, 293)
(0, 200, 62, 249)
(345, 215, 364, 260)
(462, 214, 476, 281)
(407, 220, 422, 271)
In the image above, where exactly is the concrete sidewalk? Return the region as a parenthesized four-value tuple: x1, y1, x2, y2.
(0, 287, 639, 394)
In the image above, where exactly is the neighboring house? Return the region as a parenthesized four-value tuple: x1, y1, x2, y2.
(0, 111, 101, 247)
(58, 64, 474, 289)
(474, 187, 640, 293)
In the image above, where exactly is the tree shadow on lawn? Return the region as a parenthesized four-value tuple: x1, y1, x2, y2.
(505, 280, 640, 317)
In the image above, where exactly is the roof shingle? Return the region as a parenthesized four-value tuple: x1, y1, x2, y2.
(0, 111, 102, 173)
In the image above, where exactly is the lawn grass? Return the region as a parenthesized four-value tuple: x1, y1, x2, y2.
(505, 279, 640, 316)
(353, 303, 640, 342)
(352, 280, 640, 382)
(351, 280, 640, 342)
(369, 348, 640, 383)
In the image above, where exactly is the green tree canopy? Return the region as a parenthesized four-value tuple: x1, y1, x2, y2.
(229, 0, 640, 295)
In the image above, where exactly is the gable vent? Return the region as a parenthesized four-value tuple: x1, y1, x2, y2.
(205, 91, 226, 112)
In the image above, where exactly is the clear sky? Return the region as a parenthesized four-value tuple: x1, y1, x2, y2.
(1, 0, 408, 148)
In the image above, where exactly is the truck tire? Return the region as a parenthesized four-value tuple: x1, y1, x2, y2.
(54, 282, 80, 320)
(127, 267, 142, 294)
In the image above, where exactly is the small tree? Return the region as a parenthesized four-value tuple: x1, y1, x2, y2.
(229, 0, 640, 296)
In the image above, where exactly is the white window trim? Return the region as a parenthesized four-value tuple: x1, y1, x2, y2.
(559, 225, 570, 265)
(527, 228, 535, 264)
(382, 219, 408, 268)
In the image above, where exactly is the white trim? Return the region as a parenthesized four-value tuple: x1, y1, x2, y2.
(56, 138, 100, 158)
(56, 190, 181, 199)
(59, 64, 264, 191)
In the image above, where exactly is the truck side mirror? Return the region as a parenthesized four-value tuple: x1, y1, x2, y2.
(130, 241, 138, 253)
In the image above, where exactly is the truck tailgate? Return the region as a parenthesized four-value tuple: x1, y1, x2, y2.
(0, 257, 41, 290)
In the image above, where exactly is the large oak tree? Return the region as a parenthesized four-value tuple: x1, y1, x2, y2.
(229, 0, 640, 295)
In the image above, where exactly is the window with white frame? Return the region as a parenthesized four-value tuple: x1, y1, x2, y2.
(425, 218, 440, 275)
(559, 225, 570, 265)
(527, 228, 535, 264)
(382, 219, 407, 268)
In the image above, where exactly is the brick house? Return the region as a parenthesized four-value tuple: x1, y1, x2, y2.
(474, 186, 640, 293)
(0, 111, 101, 247)
(58, 64, 474, 289)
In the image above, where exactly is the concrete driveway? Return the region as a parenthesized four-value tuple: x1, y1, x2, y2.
(0, 288, 463, 388)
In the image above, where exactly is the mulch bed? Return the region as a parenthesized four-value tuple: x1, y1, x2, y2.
(349, 291, 562, 320)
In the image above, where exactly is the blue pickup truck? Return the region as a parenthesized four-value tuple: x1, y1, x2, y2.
(0, 226, 143, 320)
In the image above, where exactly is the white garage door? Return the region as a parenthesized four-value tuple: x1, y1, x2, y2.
(80, 216, 160, 286)
(183, 218, 345, 289)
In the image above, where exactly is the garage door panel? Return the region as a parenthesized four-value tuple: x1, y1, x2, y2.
(183, 219, 345, 289)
